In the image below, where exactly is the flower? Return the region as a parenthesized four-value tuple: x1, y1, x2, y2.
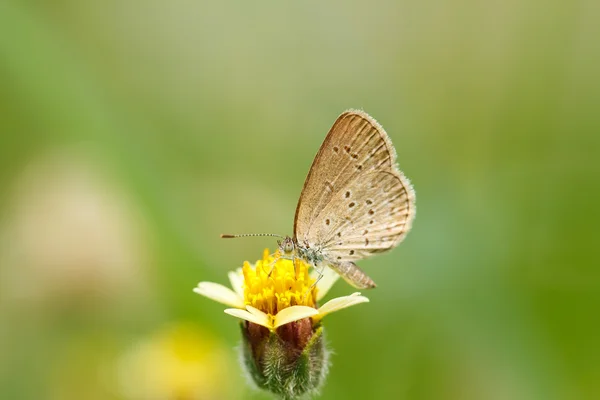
(117, 323, 242, 400)
(194, 248, 369, 331)
(193, 249, 369, 399)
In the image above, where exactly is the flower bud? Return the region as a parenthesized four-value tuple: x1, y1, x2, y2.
(239, 318, 329, 399)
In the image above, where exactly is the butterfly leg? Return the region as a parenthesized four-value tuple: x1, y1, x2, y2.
(266, 251, 281, 277)
(303, 261, 325, 302)
(267, 251, 292, 278)
(311, 262, 325, 289)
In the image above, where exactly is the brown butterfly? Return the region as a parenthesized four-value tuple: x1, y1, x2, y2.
(223, 110, 415, 289)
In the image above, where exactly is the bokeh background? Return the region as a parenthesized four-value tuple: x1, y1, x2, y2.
(1, 1, 599, 399)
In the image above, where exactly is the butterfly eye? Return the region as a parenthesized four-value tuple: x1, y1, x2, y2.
(284, 241, 294, 253)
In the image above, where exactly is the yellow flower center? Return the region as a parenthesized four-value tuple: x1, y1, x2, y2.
(242, 248, 317, 316)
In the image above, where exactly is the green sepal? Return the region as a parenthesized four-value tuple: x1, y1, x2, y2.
(296, 326, 329, 394)
(239, 322, 266, 388)
(240, 322, 330, 400)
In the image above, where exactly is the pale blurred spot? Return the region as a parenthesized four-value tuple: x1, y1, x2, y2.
(117, 323, 241, 400)
(0, 148, 151, 307)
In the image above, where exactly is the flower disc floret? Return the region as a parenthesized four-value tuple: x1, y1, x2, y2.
(242, 249, 317, 316)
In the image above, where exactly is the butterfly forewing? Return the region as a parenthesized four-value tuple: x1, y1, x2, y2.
(294, 110, 400, 242)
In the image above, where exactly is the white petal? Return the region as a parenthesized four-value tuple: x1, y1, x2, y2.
(245, 305, 272, 323)
(315, 292, 369, 321)
(193, 282, 245, 308)
(224, 308, 273, 329)
(228, 268, 245, 299)
(274, 306, 319, 329)
(315, 266, 341, 301)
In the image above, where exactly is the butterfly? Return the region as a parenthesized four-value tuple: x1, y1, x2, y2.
(223, 110, 416, 289)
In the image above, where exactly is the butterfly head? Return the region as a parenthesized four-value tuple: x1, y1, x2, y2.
(278, 236, 296, 257)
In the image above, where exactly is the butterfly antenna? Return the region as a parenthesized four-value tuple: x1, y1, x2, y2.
(220, 233, 286, 239)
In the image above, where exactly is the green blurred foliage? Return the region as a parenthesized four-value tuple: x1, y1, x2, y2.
(1, 1, 599, 399)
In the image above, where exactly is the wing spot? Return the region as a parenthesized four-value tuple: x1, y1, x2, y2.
(368, 209, 375, 215)
(349, 250, 355, 255)
(351, 153, 358, 159)
(366, 199, 373, 205)
(337, 232, 341, 237)
(365, 238, 370, 245)
(337, 256, 342, 260)
(325, 219, 330, 226)
(356, 165, 363, 170)
(369, 220, 374, 224)
(363, 230, 369, 235)
(349, 202, 356, 208)
(344, 145, 351, 153)
(345, 191, 351, 198)
(333, 146, 339, 153)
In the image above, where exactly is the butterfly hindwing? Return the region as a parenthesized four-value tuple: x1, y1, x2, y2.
(312, 170, 414, 262)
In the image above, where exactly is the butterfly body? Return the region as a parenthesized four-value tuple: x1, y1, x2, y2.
(278, 235, 376, 289)
(278, 236, 325, 268)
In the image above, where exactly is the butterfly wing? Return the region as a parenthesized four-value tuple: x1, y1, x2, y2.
(294, 110, 415, 258)
(315, 170, 415, 262)
(294, 110, 401, 242)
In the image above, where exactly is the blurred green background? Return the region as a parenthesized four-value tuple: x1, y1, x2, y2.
(1, 1, 599, 399)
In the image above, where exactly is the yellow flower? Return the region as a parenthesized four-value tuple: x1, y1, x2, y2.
(117, 323, 240, 400)
(194, 249, 370, 399)
(194, 249, 369, 329)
